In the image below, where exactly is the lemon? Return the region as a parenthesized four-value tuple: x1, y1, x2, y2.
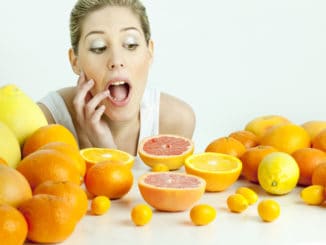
(258, 152, 299, 195)
(0, 84, 48, 146)
(91, 196, 111, 215)
(0, 122, 21, 168)
(190, 204, 216, 226)
(131, 204, 152, 226)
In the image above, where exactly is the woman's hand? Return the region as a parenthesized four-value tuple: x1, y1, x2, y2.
(73, 72, 116, 148)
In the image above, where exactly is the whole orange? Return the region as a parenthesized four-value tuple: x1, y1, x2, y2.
(16, 149, 80, 189)
(228, 130, 259, 148)
(0, 204, 27, 245)
(22, 124, 79, 157)
(0, 165, 32, 207)
(85, 161, 133, 199)
(205, 137, 246, 158)
(39, 142, 86, 178)
(244, 115, 291, 139)
(292, 148, 326, 186)
(18, 194, 78, 244)
(260, 124, 310, 154)
(312, 129, 326, 152)
(302, 120, 326, 142)
(33, 180, 88, 221)
(240, 145, 277, 183)
(312, 162, 326, 186)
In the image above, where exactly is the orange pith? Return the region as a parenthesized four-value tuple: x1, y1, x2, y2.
(185, 152, 242, 192)
(80, 148, 134, 171)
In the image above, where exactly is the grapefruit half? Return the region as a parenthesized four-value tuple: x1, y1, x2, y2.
(138, 134, 194, 170)
(138, 172, 206, 212)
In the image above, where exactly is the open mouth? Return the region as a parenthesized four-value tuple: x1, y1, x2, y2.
(108, 81, 130, 103)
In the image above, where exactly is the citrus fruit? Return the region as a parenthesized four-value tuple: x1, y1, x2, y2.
(190, 204, 216, 226)
(80, 147, 134, 171)
(85, 160, 133, 199)
(240, 145, 277, 183)
(138, 134, 194, 170)
(228, 130, 259, 148)
(244, 115, 291, 139)
(258, 152, 300, 195)
(33, 180, 88, 221)
(17, 149, 81, 189)
(151, 163, 169, 172)
(91, 196, 111, 215)
(138, 172, 205, 212)
(312, 129, 326, 152)
(0, 165, 32, 207)
(260, 124, 310, 154)
(227, 194, 249, 213)
(22, 124, 79, 157)
(302, 120, 326, 142)
(0, 121, 21, 168)
(40, 142, 86, 178)
(292, 148, 326, 186)
(0, 204, 28, 245)
(311, 162, 326, 186)
(257, 199, 280, 222)
(0, 84, 48, 146)
(131, 204, 153, 226)
(205, 137, 246, 158)
(185, 152, 242, 192)
(18, 194, 78, 244)
(300, 185, 324, 205)
(235, 187, 258, 205)
(0, 157, 8, 166)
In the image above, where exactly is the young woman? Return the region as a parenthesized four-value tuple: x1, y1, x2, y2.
(38, 0, 195, 156)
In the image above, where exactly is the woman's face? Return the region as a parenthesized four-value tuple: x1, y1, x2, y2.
(74, 6, 153, 122)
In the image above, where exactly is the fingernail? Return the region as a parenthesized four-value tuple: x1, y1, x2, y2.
(88, 79, 94, 85)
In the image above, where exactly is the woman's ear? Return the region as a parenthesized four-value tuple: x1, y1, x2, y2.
(68, 48, 80, 75)
(148, 39, 154, 64)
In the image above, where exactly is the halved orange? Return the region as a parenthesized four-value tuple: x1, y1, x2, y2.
(185, 152, 242, 192)
(80, 148, 134, 171)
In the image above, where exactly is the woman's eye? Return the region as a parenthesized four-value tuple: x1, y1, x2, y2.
(89, 46, 107, 54)
(124, 43, 139, 50)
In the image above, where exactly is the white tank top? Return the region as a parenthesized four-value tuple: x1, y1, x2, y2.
(38, 87, 160, 149)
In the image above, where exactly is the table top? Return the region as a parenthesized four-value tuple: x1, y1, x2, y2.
(24, 158, 325, 245)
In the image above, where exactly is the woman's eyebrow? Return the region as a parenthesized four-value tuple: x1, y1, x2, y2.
(84, 27, 140, 40)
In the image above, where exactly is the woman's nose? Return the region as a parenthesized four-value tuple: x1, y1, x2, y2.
(107, 50, 125, 70)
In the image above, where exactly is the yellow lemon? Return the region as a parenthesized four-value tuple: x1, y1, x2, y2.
(0, 122, 21, 168)
(0, 84, 48, 146)
(258, 152, 299, 195)
(190, 204, 216, 226)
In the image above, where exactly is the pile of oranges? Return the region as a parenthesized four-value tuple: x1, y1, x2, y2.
(0, 123, 136, 244)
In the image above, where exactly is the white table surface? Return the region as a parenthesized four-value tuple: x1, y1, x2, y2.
(24, 158, 325, 245)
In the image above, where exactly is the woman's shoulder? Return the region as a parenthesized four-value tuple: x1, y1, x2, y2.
(159, 92, 196, 138)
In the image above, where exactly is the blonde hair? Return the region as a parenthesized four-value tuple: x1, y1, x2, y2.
(70, 0, 151, 53)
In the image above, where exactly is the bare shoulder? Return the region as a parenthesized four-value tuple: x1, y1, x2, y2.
(159, 92, 196, 138)
(37, 87, 76, 124)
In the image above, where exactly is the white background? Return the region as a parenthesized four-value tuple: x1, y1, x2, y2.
(1, 0, 326, 152)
